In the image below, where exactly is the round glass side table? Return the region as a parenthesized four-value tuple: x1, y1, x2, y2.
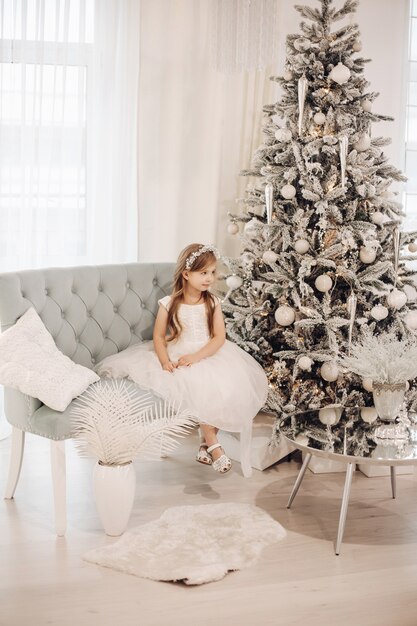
(280, 412, 417, 555)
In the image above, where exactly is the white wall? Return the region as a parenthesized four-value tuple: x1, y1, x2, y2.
(137, 0, 410, 262)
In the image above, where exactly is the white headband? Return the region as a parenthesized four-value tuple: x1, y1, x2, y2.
(185, 245, 220, 270)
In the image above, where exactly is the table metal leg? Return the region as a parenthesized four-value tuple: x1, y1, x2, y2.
(335, 462, 355, 555)
(390, 466, 396, 499)
(287, 452, 312, 509)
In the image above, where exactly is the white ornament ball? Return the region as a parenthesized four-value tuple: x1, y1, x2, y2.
(353, 40, 363, 52)
(408, 242, 417, 253)
(280, 184, 297, 200)
(294, 239, 309, 254)
(275, 128, 292, 142)
(361, 406, 378, 424)
(361, 99, 372, 112)
(387, 288, 407, 310)
(329, 62, 351, 85)
(262, 250, 278, 265)
(298, 356, 313, 371)
(283, 70, 293, 81)
(405, 310, 417, 330)
(362, 378, 374, 392)
(293, 37, 311, 52)
(359, 246, 377, 264)
(370, 304, 389, 321)
(320, 361, 339, 382)
(318, 406, 342, 426)
(371, 211, 385, 225)
(354, 133, 371, 152)
(226, 275, 243, 290)
(313, 112, 326, 125)
(275, 305, 295, 326)
(227, 222, 239, 235)
(404, 284, 417, 300)
(315, 274, 333, 293)
(244, 218, 262, 238)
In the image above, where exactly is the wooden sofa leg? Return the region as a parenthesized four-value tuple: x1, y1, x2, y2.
(4, 427, 25, 499)
(50, 440, 67, 536)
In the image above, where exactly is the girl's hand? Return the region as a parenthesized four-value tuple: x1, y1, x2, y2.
(177, 354, 199, 367)
(162, 360, 178, 373)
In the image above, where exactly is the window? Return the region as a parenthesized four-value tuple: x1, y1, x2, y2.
(0, 0, 94, 270)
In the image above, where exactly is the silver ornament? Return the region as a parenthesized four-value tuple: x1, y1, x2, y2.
(265, 182, 274, 224)
(393, 226, 400, 286)
(347, 291, 357, 354)
(339, 135, 348, 190)
(297, 75, 308, 136)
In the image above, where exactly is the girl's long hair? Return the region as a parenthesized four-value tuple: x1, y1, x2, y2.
(167, 243, 217, 342)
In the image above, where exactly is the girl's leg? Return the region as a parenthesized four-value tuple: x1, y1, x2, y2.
(199, 424, 223, 461)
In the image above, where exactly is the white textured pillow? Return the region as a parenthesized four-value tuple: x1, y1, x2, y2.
(0, 307, 99, 411)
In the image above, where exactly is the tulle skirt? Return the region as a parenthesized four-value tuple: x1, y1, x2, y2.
(96, 339, 268, 433)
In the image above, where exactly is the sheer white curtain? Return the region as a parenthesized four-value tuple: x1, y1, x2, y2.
(0, 0, 140, 436)
(0, 0, 139, 271)
(137, 0, 283, 262)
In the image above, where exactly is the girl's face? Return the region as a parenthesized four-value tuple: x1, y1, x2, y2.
(184, 261, 217, 293)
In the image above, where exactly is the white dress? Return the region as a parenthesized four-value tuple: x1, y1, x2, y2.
(96, 295, 268, 433)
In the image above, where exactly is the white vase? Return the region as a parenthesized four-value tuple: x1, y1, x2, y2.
(93, 461, 136, 536)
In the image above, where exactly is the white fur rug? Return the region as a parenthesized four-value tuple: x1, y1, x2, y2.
(84, 502, 286, 585)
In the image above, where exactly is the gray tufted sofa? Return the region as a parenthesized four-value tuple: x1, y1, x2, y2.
(0, 262, 174, 535)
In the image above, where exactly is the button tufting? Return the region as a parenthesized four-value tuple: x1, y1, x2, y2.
(45, 288, 48, 295)
(98, 285, 103, 292)
(91, 358, 96, 364)
(141, 302, 146, 309)
(126, 282, 130, 288)
(113, 306, 118, 313)
(71, 287, 76, 293)
(61, 312, 65, 318)
(152, 278, 158, 286)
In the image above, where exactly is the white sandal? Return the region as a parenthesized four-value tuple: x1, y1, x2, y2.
(196, 443, 213, 465)
(207, 443, 232, 474)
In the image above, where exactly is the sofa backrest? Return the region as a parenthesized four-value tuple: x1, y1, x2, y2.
(0, 263, 175, 369)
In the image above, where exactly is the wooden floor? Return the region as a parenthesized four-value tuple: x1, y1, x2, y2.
(2, 431, 417, 626)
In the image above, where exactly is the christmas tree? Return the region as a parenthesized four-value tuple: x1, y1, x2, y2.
(222, 0, 417, 452)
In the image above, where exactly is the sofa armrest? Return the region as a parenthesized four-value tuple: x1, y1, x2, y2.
(4, 388, 43, 430)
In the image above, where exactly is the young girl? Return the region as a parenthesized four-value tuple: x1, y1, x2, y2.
(97, 243, 268, 475)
